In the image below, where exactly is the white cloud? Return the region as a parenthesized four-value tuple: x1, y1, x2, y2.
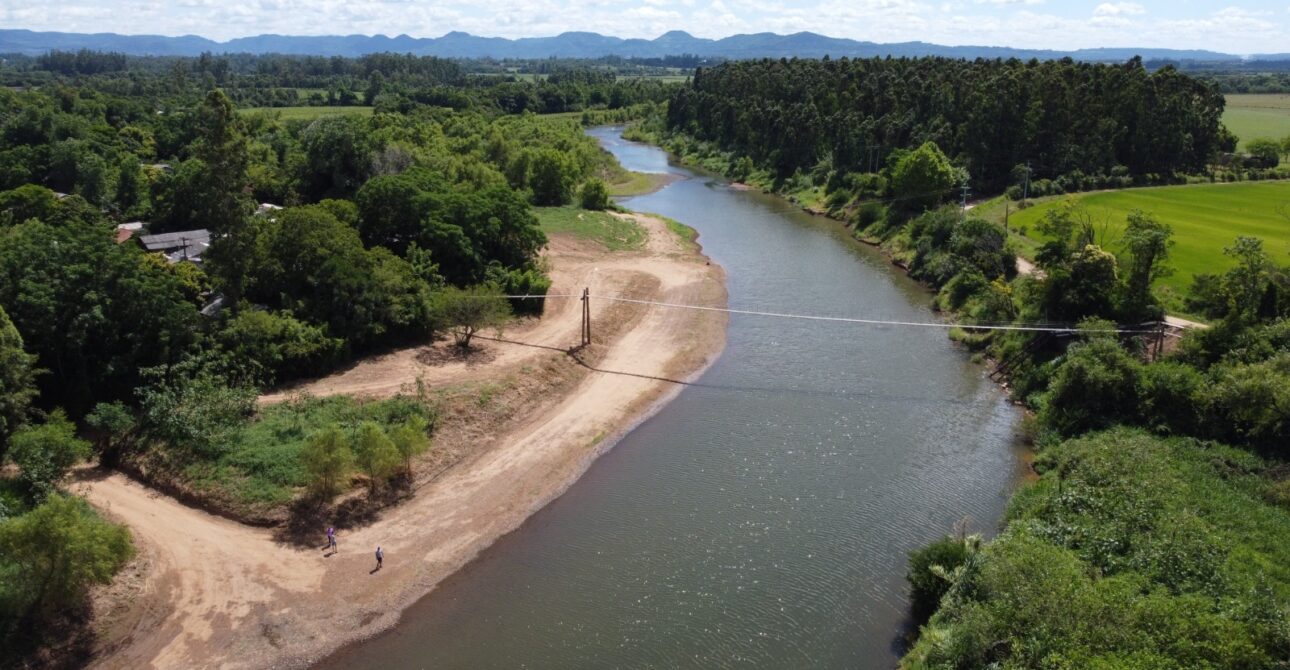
(1093, 2, 1145, 16)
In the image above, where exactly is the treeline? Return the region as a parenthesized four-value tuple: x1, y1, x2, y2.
(0, 51, 681, 115)
(665, 56, 1230, 193)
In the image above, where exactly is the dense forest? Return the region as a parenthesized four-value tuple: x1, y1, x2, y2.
(665, 57, 1230, 193)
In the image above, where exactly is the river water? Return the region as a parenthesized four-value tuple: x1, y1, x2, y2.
(328, 127, 1025, 669)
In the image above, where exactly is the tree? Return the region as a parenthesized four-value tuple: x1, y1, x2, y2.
(0, 494, 133, 622)
(193, 89, 254, 310)
(84, 401, 135, 466)
(7, 411, 91, 504)
(353, 421, 399, 491)
(1119, 210, 1173, 321)
(389, 416, 431, 473)
(433, 285, 513, 348)
(1246, 138, 1281, 168)
(299, 424, 353, 498)
(890, 141, 956, 215)
(1223, 236, 1272, 321)
(527, 149, 576, 206)
(579, 178, 610, 210)
(0, 305, 38, 460)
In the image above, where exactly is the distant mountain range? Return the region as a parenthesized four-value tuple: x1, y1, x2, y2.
(2, 29, 1288, 62)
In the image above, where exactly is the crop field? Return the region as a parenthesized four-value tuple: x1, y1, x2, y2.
(1223, 94, 1290, 150)
(1003, 180, 1290, 304)
(238, 106, 374, 120)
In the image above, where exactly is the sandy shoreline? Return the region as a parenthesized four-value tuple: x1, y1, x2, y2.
(75, 211, 728, 669)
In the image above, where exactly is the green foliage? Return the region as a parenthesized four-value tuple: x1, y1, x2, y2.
(890, 142, 957, 215)
(0, 495, 133, 639)
(0, 305, 38, 460)
(136, 364, 257, 459)
(299, 424, 353, 498)
(579, 178, 611, 210)
(353, 421, 400, 491)
(907, 536, 973, 626)
(0, 217, 199, 416)
(1119, 210, 1174, 322)
(670, 58, 1225, 192)
(1246, 138, 1282, 168)
(84, 401, 135, 464)
(525, 148, 578, 206)
(183, 394, 432, 509)
(7, 411, 91, 504)
(905, 430, 1290, 669)
(1038, 324, 1142, 437)
(214, 308, 344, 385)
(389, 415, 432, 472)
(433, 284, 514, 348)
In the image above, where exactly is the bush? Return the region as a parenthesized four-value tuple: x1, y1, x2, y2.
(579, 178, 610, 210)
(0, 495, 134, 637)
(432, 284, 514, 348)
(907, 535, 971, 625)
(7, 411, 91, 504)
(1137, 361, 1203, 435)
(353, 422, 400, 491)
(1038, 329, 1142, 436)
(299, 424, 353, 498)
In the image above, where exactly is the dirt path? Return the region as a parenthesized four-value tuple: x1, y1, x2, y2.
(79, 212, 727, 669)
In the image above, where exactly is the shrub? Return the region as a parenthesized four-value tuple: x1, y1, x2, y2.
(299, 424, 353, 498)
(579, 178, 610, 210)
(907, 535, 971, 625)
(353, 422, 400, 491)
(7, 411, 91, 504)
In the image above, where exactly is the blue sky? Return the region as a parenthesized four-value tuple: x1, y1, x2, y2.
(2, 1, 1288, 53)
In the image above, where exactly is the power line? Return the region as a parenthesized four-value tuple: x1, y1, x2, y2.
(593, 295, 1158, 334)
(474, 293, 1159, 334)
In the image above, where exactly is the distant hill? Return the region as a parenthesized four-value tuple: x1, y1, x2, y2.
(0, 28, 1266, 62)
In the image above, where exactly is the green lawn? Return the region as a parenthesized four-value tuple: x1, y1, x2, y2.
(1004, 181, 1290, 303)
(1223, 94, 1290, 150)
(239, 106, 374, 120)
(535, 205, 645, 251)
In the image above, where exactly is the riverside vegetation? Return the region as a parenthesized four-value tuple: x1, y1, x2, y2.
(631, 57, 1290, 667)
(0, 53, 670, 664)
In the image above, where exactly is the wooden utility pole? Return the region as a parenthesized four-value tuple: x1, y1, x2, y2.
(580, 287, 591, 347)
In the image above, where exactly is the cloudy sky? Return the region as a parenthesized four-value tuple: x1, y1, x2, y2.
(2, 0, 1289, 54)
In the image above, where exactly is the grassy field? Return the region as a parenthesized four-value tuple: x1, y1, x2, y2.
(239, 106, 374, 120)
(997, 181, 1290, 307)
(1223, 94, 1290, 150)
(606, 171, 672, 196)
(535, 205, 645, 251)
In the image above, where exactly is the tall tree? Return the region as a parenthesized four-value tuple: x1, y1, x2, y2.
(193, 89, 253, 310)
(1120, 210, 1174, 321)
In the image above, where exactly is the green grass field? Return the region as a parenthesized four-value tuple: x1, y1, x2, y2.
(535, 205, 645, 251)
(1223, 94, 1290, 150)
(1003, 181, 1290, 307)
(239, 106, 374, 120)
(606, 171, 672, 196)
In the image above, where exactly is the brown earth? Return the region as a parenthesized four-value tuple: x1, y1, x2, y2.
(74, 211, 728, 669)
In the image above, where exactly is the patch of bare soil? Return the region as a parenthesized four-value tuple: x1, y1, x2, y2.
(79, 211, 728, 669)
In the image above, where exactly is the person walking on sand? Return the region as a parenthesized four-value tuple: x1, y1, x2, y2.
(375, 545, 383, 570)
(326, 527, 337, 553)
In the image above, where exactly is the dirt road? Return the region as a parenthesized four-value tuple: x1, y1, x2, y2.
(78, 212, 728, 669)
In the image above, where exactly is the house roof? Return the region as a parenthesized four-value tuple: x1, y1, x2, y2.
(138, 229, 211, 263)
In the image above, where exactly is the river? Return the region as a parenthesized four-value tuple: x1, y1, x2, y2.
(327, 127, 1026, 668)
